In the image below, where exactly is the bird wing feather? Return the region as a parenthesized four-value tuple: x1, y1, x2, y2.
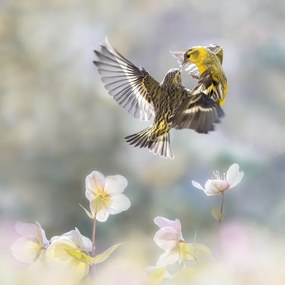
(172, 71, 224, 133)
(191, 69, 224, 103)
(94, 39, 159, 121)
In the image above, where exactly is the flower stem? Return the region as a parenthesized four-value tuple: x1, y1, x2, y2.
(219, 192, 225, 223)
(90, 214, 97, 274)
(92, 214, 97, 257)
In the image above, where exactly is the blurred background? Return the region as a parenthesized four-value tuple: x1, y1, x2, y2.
(1, 0, 285, 283)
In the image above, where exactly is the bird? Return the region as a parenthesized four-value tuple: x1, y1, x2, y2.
(172, 45, 228, 106)
(170, 45, 227, 129)
(171, 44, 223, 80)
(93, 39, 224, 159)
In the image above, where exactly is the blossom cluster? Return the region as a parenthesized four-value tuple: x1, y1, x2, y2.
(11, 163, 244, 282)
(11, 170, 131, 279)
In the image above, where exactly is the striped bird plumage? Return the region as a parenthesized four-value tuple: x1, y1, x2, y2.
(94, 39, 224, 159)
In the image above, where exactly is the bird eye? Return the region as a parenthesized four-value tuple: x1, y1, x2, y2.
(186, 54, 190, 58)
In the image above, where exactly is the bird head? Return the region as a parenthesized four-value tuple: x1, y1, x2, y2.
(182, 46, 208, 66)
(161, 68, 182, 86)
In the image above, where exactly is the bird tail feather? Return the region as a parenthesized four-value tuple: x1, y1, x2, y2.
(125, 127, 173, 159)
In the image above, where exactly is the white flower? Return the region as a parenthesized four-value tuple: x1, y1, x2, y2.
(192, 163, 244, 196)
(153, 217, 210, 267)
(11, 221, 49, 264)
(50, 228, 92, 252)
(46, 228, 94, 279)
(85, 171, 131, 222)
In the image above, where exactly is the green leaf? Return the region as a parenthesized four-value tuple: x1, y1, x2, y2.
(79, 204, 94, 220)
(180, 242, 212, 262)
(148, 267, 170, 285)
(188, 243, 212, 258)
(93, 243, 121, 265)
(82, 253, 96, 265)
(211, 208, 224, 222)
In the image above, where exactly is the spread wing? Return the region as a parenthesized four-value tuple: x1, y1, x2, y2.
(93, 39, 160, 121)
(172, 71, 224, 133)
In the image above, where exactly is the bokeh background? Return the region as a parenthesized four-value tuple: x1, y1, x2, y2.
(1, 0, 285, 283)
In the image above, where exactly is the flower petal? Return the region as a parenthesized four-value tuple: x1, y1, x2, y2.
(71, 259, 90, 279)
(89, 197, 104, 215)
(74, 228, 92, 252)
(156, 251, 179, 267)
(85, 171, 105, 202)
(15, 221, 49, 248)
(47, 237, 77, 261)
(35, 222, 49, 247)
(154, 217, 181, 233)
(96, 209, 110, 222)
(46, 237, 92, 280)
(204, 179, 229, 195)
(50, 229, 92, 253)
(191, 180, 205, 191)
(154, 227, 180, 252)
(154, 216, 169, 229)
(226, 163, 244, 188)
(79, 233, 92, 253)
(15, 222, 38, 237)
(104, 175, 128, 195)
(54, 229, 78, 244)
(11, 236, 43, 264)
(107, 194, 131, 214)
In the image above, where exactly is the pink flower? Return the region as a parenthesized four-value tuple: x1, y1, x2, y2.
(153, 217, 210, 266)
(11, 222, 49, 264)
(154, 217, 184, 252)
(192, 163, 244, 196)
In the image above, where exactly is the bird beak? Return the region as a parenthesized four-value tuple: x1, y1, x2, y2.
(181, 57, 188, 67)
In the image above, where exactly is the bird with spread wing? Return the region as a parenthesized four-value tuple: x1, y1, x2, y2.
(171, 45, 227, 130)
(93, 39, 224, 159)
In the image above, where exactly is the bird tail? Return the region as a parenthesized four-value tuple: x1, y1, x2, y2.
(125, 126, 173, 159)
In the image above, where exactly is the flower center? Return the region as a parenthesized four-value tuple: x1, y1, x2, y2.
(96, 188, 111, 206)
(92, 188, 112, 212)
(213, 170, 226, 180)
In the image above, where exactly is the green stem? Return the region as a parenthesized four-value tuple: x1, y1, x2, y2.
(219, 192, 225, 223)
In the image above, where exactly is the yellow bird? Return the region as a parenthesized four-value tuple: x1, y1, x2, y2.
(94, 39, 224, 159)
(172, 45, 228, 107)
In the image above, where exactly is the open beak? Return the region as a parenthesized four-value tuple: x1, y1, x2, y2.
(181, 57, 188, 67)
